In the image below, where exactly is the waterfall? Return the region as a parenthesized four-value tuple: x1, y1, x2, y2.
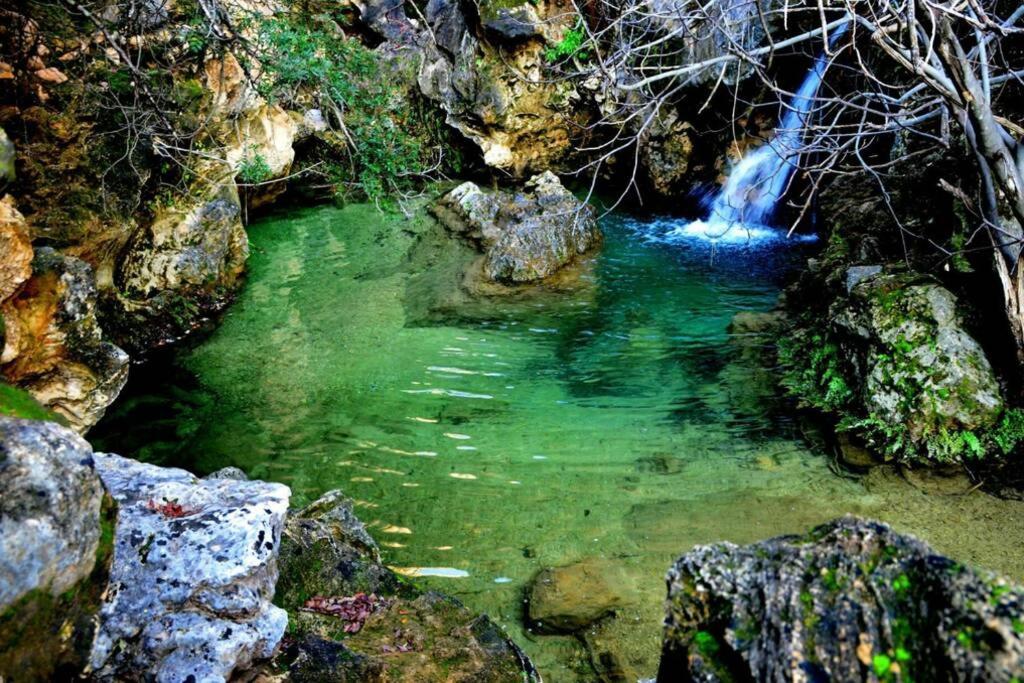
(672, 24, 846, 244)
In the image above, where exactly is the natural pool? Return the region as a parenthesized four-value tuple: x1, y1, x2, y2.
(95, 201, 1024, 681)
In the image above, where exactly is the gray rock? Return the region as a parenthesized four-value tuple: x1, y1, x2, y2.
(89, 453, 290, 682)
(659, 516, 1024, 682)
(411, 0, 580, 174)
(118, 161, 247, 300)
(107, 159, 248, 355)
(204, 465, 249, 481)
(0, 417, 103, 609)
(433, 172, 601, 283)
(845, 264, 883, 292)
(480, 1, 543, 39)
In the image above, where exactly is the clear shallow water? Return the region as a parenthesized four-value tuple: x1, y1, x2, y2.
(95, 202, 1024, 681)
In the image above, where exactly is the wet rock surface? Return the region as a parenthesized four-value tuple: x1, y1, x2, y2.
(658, 516, 1024, 682)
(527, 558, 630, 634)
(432, 172, 601, 284)
(89, 453, 290, 682)
(273, 490, 540, 682)
(1, 247, 129, 432)
(0, 417, 102, 608)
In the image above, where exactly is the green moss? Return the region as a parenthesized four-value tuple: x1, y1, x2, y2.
(693, 630, 720, 658)
(250, 8, 448, 204)
(544, 21, 591, 64)
(0, 494, 115, 680)
(0, 382, 66, 424)
(778, 332, 853, 412)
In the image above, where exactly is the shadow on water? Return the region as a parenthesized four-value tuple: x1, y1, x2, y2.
(93, 202, 1024, 682)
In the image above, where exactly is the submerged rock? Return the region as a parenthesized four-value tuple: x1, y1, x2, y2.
(527, 558, 630, 634)
(432, 172, 601, 284)
(1, 248, 129, 432)
(89, 453, 290, 682)
(273, 490, 540, 682)
(0, 417, 102, 609)
(658, 516, 1024, 682)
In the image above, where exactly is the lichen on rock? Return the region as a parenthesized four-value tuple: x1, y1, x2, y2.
(89, 453, 290, 682)
(659, 516, 1024, 682)
(0, 417, 103, 609)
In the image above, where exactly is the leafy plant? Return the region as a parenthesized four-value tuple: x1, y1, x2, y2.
(545, 21, 590, 63)
(237, 152, 273, 185)
(991, 408, 1024, 454)
(251, 12, 434, 203)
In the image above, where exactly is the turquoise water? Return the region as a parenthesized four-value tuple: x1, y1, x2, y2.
(94, 202, 1024, 680)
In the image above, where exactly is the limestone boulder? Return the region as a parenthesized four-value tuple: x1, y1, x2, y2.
(433, 172, 601, 284)
(0, 417, 103, 609)
(118, 161, 247, 299)
(659, 517, 1024, 681)
(833, 271, 1002, 458)
(415, 0, 583, 175)
(640, 109, 695, 199)
(1, 249, 129, 432)
(89, 453, 291, 682)
(108, 160, 248, 355)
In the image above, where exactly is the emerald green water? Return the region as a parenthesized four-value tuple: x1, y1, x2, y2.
(95, 202, 1024, 681)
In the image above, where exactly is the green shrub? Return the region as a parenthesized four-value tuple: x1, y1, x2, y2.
(545, 21, 590, 63)
(250, 12, 434, 203)
(237, 152, 273, 185)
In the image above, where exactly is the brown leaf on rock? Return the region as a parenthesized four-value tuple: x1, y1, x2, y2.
(301, 593, 387, 633)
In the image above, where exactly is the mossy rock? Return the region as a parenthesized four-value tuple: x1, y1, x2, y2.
(0, 494, 116, 680)
(660, 516, 1024, 681)
(0, 381, 66, 425)
(273, 491, 539, 682)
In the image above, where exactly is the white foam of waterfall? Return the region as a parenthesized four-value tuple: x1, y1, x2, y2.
(668, 23, 847, 246)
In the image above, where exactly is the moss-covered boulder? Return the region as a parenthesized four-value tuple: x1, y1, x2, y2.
(782, 267, 1013, 464)
(274, 490, 540, 682)
(658, 517, 1024, 682)
(0, 417, 113, 681)
(834, 272, 1003, 461)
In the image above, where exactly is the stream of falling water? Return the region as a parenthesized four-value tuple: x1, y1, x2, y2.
(672, 23, 848, 246)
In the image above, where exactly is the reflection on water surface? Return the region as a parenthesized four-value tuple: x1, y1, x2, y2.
(94, 202, 1024, 681)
